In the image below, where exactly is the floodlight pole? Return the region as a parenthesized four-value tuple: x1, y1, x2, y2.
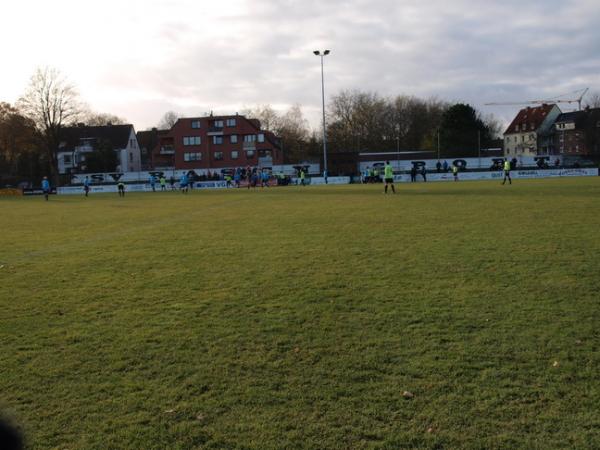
(396, 124, 400, 170)
(478, 130, 481, 169)
(314, 50, 330, 183)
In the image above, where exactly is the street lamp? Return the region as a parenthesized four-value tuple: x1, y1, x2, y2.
(314, 49, 330, 183)
(395, 124, 400, 170)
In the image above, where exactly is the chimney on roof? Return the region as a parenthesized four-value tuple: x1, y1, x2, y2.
(152, 127, 157, 131)
(77, 122, 85, 127)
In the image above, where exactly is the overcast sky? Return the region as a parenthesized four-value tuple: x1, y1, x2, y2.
(1, 0, 599, 130)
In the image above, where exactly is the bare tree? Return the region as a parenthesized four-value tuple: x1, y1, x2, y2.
(277, 104, 311, 162)
(585, 92, 600, 108)
(157, 111, 179, 129)
(241, 105, 281, 131)
(17, 67, 82, 184)
(84, 112, 127, 126)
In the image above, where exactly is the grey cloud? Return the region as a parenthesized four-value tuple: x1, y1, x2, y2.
(94, 0, 600, 128)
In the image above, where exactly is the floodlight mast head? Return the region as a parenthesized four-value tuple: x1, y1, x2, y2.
(324, 50, 330, 55)
(313, 50, 320, 55)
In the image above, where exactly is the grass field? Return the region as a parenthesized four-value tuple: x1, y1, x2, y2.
(1, 178, 600, 449)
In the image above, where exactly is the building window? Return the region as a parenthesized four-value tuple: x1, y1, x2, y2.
(213, 120, 224, 128)
(244, 134, 256, 143)
(191, 120, 201, 129)
(258, 150, 272, 157)
(129, 153, 133, 162)
(213, 136, 223, 145)
(230, 134, 238, 144)
(63, 154, 72, 164)
(257, 133, 265, 143)
(184, 152, 202, 161)
(214, 151, 224, 160)
(226, 118, 236, 127)
(515, 125, 519, 132)
(183, 136, 201, 146)
(246, 150, 255, 159)
(231, 150, 239, 159)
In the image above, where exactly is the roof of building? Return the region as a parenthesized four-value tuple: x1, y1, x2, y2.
(555, 110, 585, 124)
(504, 104, 557, 135)
(136, 128, 169, 151)
(59, 124, 134, 151)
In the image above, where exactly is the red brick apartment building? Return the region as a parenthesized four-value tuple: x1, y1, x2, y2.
(143, 114, 283, 171)
(554, 108, 600, 156)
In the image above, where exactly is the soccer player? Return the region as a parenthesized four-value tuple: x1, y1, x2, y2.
(452, 164, 459, 181)
(149, 174, 156, 192)
(502, 158, 512, 185)
(299, 169, 306, 186)
(117, 181, 125, 197)
(41, 176, 50, 201)
(180, 172, 189, 193)
(159, 175, 167, 191)
(261, 171, 270, 188)
(169, 176, 176, 191)
(383, 161, 396, 194)
(83, 176, 90, 197)
(246, 166, 253, 189)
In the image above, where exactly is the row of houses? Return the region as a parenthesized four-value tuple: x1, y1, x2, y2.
(57, 113, 283, 175)
(504, 104, 600, 158)
(56, 105, 600, 176)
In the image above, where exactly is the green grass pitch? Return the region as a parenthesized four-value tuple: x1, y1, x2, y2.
(1, 178, 599, 449)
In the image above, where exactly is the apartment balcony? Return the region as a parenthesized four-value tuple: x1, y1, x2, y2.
(207, 126, 224, 136)
(243, 142, 256, 151)
(160, 146, 175, 155)
(74, 144, 94, 153)
(258, 156, 273, 167)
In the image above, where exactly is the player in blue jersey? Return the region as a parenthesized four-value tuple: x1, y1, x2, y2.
(180, 173, 189, 193)
(41, 176, 50, 201)
(83, 176, 90, 197)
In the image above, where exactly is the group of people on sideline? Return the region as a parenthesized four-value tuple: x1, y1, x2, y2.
(35, 156, 524, 199)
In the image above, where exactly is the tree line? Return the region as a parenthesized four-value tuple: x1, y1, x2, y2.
(2, 66, 599, 186)
(242, 91, 504, 163)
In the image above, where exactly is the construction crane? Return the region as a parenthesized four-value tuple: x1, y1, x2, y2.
(485, 88, 589, 111)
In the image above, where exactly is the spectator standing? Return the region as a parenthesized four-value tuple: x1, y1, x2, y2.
(410, 166, 417, 182)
